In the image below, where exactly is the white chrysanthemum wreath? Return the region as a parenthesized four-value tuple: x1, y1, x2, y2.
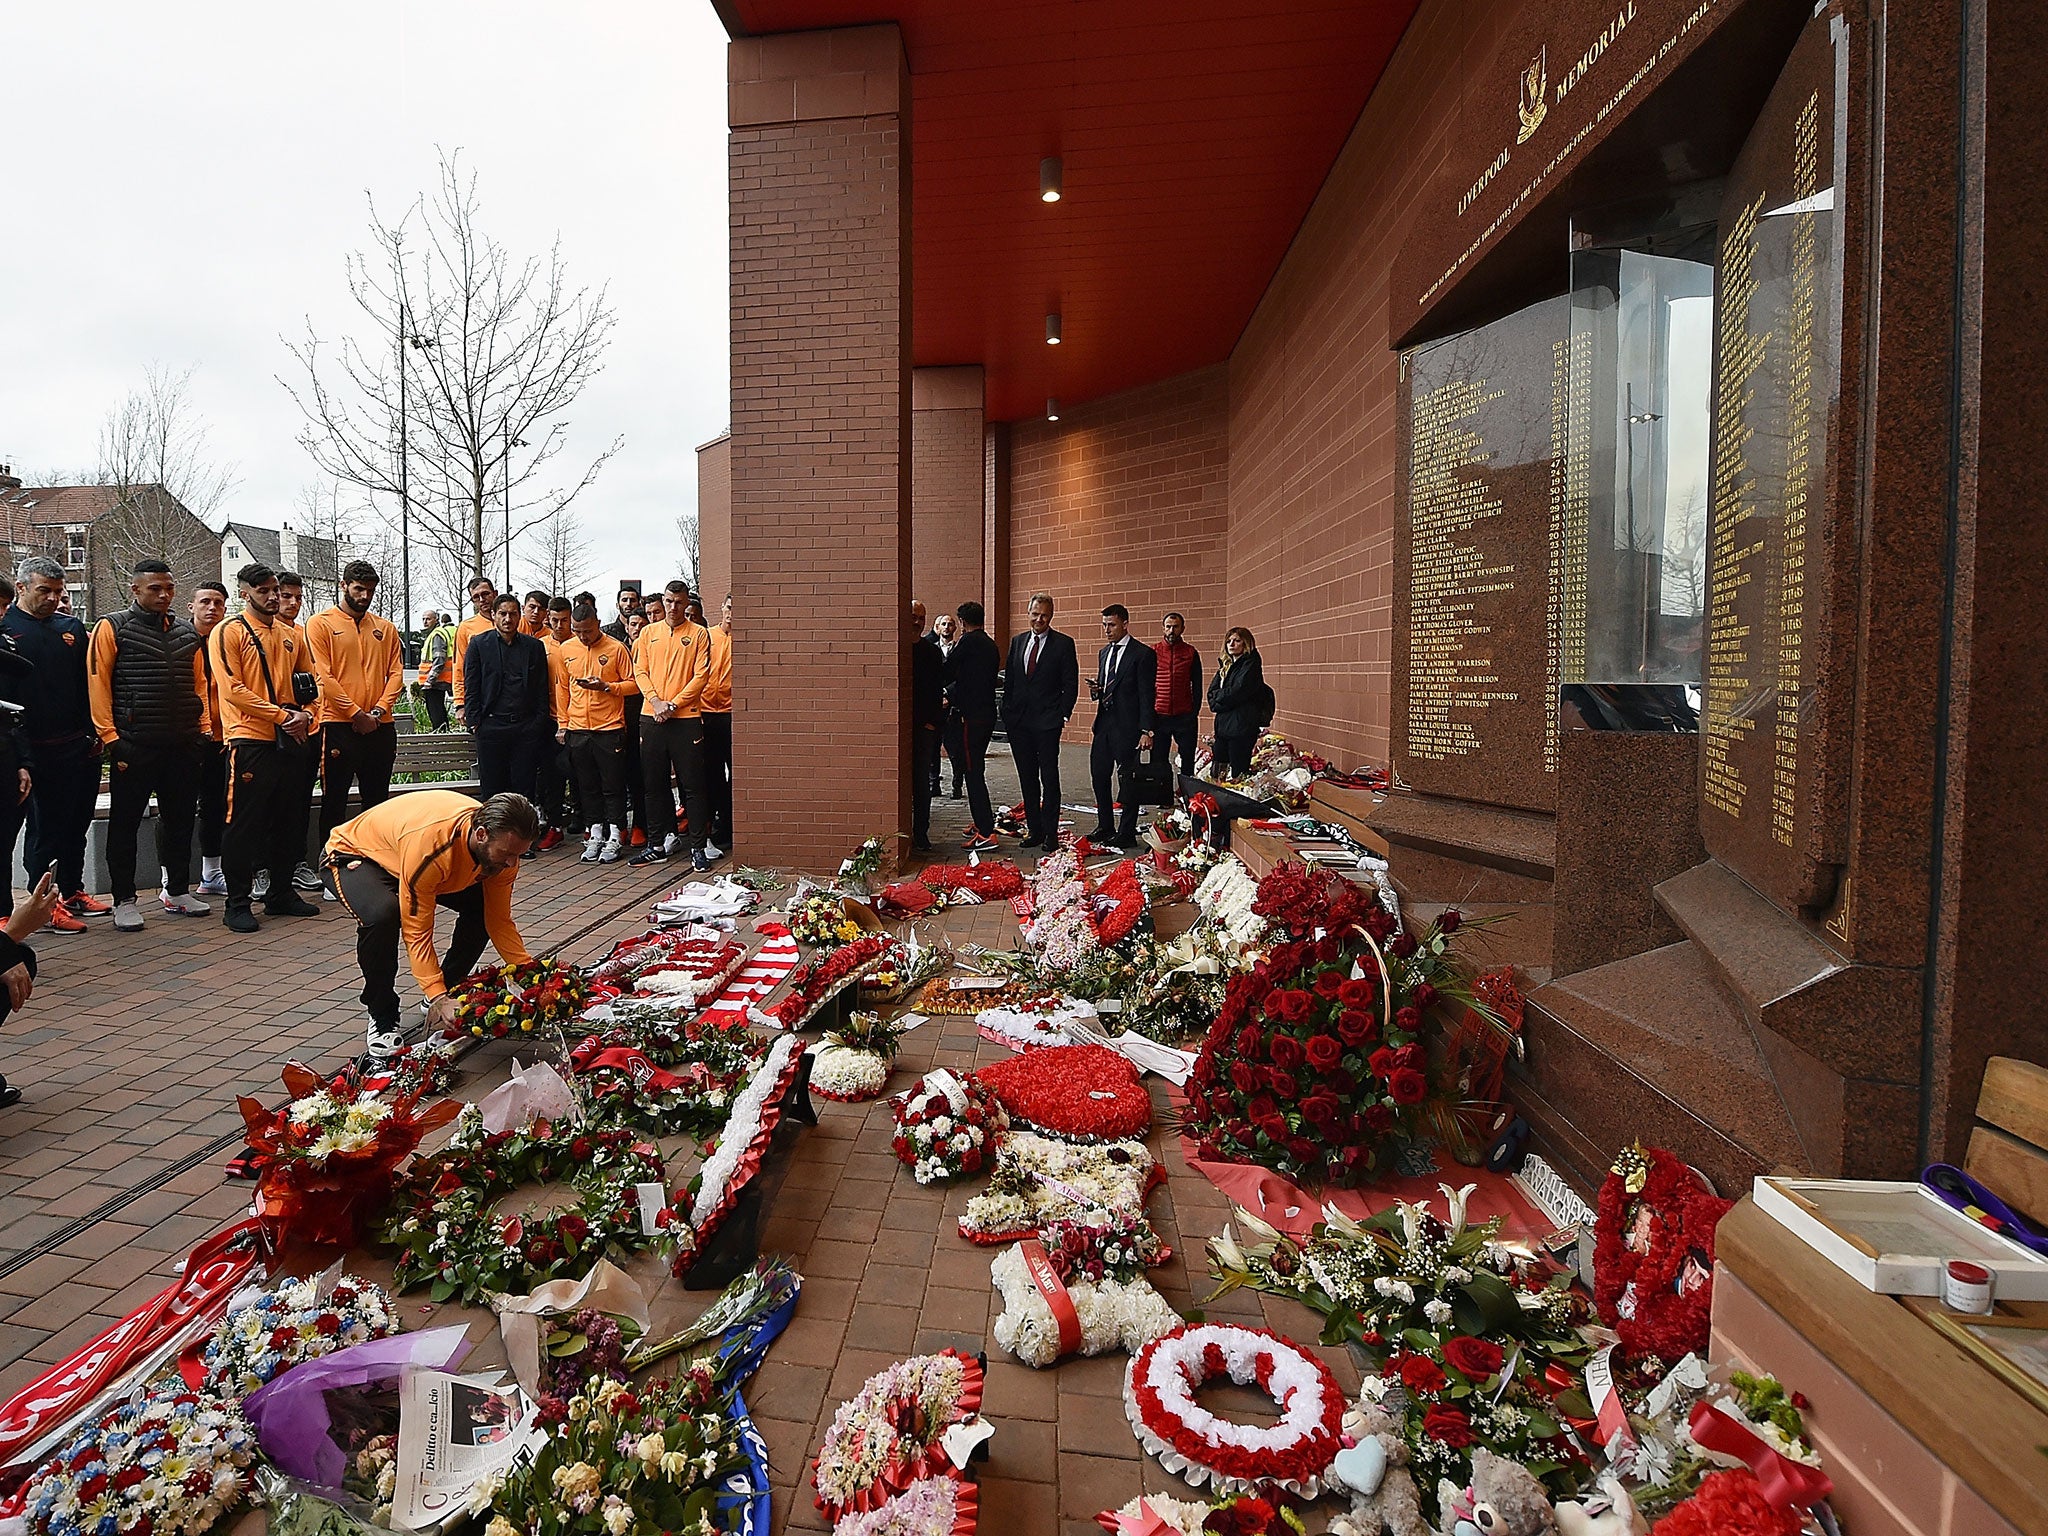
(1123, 1323, 1346, 1497)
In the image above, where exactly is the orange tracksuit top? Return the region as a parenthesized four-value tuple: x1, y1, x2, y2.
(553, 634, 638, 731)
(304, 606, 406, 727)
(326, 788, 532, 999)
(632, 619, 711, 718)
(208, 612, 311, 742)
(702, 625, 733, 713)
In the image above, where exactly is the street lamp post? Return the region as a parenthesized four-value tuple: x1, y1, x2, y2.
(396, 305, 436, 634)
(503, 433, 527, 593)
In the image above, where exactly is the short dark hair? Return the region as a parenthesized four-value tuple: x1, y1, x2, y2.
(617, 583, 640, 598)
(1164, 610, 1185, 624)
(131, 559, 172, 578)
(197, 580, 228, 598)
(237, 562, 277, 589)
(469, 575, 495, 593)
(278, 570, 304, 589)
(521, 590, 545, 607)
(474, 792, 542, 842)
(342, 559, 379, 586)
(664, 579, 690, 597)
(571, 600, 599, 624)
(493, 593, 521, 614)
(0, 576, 16, 605)
(1101, 603, 1129, 623)
(547, 595, 572, 613)
(573, 591, 595, 606)
(957, 601, 985, 627)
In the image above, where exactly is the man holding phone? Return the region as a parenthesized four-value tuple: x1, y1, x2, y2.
(553, 601, 637, 862)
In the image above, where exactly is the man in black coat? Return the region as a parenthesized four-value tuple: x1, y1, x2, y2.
(910, 604, 947, 853)
(999, 593, 1078, 852)
(463, 594, 553, 812)
(1088, 603, 1157, 848)
(943, 601, 1001, 845)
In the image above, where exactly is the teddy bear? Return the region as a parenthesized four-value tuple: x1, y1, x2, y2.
(1435, 1447, 1559, 1536)
(1553, 1477, 1643, 1536)
(1327, 1401, 1430, 1536)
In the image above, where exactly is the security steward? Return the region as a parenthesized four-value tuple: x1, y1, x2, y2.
(211, 562, 319, 932)
(305, 559, 406, 885)
(326, 788, 539, 1060)
(87, 559, 213, 932)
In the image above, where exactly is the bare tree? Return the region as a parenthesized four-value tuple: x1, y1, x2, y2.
(676, 510, 700, 594)
(92, 366, 237, 613)
(526, 506, 594, 598)
(282, 149, 622, 619)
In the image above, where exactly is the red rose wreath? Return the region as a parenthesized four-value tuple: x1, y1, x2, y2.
(1594, 1143, 1733, 1362)
(975, 1044, 1152, 1141)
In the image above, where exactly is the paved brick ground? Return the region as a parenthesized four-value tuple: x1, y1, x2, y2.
(0, 746, 1360, 1534)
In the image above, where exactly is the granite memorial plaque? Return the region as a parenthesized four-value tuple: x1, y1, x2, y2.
(1698, 10, 1852, 913)
(1395, 295, 1573, 813)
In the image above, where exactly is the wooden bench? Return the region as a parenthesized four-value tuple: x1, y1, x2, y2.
(392, 727, 477, 781)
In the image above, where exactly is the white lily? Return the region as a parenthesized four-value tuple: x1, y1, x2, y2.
(1439, 1182, 1478, 1232)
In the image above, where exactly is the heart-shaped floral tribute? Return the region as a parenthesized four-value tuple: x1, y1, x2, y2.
(975, 1043, 1152, 1141)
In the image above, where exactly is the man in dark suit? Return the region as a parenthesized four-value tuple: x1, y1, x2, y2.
(999, 592, 1078, 852)
(1088, 603, 1156, 848)
(910, 604, 946, 853)
(944, 601, 1002, 846)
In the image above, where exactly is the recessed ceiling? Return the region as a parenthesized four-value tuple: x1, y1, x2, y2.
(716, 0, 1420, 422)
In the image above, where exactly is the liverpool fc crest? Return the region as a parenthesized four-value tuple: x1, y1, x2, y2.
(1517, 46, 1548, 143)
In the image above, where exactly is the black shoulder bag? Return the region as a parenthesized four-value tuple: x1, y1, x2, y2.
(240, 616, 312, 751)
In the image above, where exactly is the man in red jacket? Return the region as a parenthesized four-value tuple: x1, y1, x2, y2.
(1150, 610, 1203, 782)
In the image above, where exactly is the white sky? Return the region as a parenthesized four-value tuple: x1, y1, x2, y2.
(1, 1, 733, 606)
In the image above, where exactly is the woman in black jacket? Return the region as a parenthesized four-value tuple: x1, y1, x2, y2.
(1206, 626, 1269, 778)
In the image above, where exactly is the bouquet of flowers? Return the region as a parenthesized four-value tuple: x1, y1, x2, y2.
(1183, 861, 1503, 1187)
(1192, 859, 1268, 954)
(858, 937, 952, 1003)
(201, 1271, 400, 1397)
(588, 927, 714, 989)
(489, 1367, 749, 1536)
(1101, 1492, 1308, 1536)
(540, 1307, 640, 1399)
(450, 957, 589, 1041)
(1594, 1143, 1732, 1364)
(787, 889, 860, 948)
(584, 1009, 762, 1077)
(1606, 1356, 1828, 1522)
(960, 1132, 1160, 1244)
(812, 1351, 986, 1520)
(890, 1071, 1007, 1184)
(765, 935, 892, 1029)
(1124, 965, 1228, 1046)
(811, 1011, 907, 1104)
(19, 1387, 258, 1536)
(237, 1062, 462, 1249)
(569, 1022, 762, 1140)
(839, 835, 891, 888)
(990, 1215, 1182, 1368)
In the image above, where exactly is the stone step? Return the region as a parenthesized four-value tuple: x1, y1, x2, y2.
(1513, 939, 1815, 1198)
(1368, 789, 1556, 881)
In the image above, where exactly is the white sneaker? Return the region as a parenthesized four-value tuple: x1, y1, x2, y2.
(703, 842, 724, 860)
(160, 892, 211, 916)
(581, 827, 604, 862)
(112, 900, 144, 933)
(600, 832, 622, 863)
(366, 1023, 403, 1060)
(292, 862, 322, 892)
(662, 832, 681, 856)
(251, 872, 271, 899)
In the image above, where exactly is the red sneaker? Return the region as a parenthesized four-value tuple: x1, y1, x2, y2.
(64, 891, 112, 917)
(44, 906, 87, 934)
(537, 827, 565, 852)
(629, 828, 647, 847)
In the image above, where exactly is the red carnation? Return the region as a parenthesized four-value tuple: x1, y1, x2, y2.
(113, 1467, 148, 1491)
(315, 1313, 343, 1335)
(571, 1137, 593, 1160)
(1422, 1404, 1474, 1447)
(1304, 1035, 1341, 1071)
(1397, 1354, 1448, 1393)
(269, 1327, 295, 1350)
(1442, 1337, 1505, 1379)
(1314, 971, 1345, 999)
(1269, 1034, 1304, 1071)
(1388, 1068, 1426, 1105)
(1651, 1471, 1802, 1536)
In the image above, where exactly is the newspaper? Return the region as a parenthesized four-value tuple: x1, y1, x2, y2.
(391, 1366, 541, 1531)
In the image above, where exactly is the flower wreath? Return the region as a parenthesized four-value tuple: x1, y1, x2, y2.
(21, 1386, 258, 1536)
(380, 1118, 668, 1305)
(915, 975, 1031, 1016)
(891, 1071, 1008, 1185)
(812, 1350, 986, 1520)
(667, 1033, 807, 1272)
(810, 1045, 891, 1104)
(974, 1044, 1152, 1141)
(830, 1474, 980, 1536)
(1593, 1143, 1732, 1363)
(1092, 859, 1148, 947)
(448, 957, 589, 1040)
(990, 1215, 1181, 1368)
(1124, 1324, 1346, 1497)
(626, 937, 750, 1008)
(919, 861, 1026, 903)
(959, 1132, 1161, 1244)
(1649, 1469, 1804, 1536)
(201, 1272, 399, 1397)
(788, 890, 862, 948)
(765, 935, 892, 1029)
(973, 992, 1098, 1052)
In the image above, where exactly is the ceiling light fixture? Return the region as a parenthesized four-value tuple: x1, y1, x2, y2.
(1046, 398, 1060, 422)
(1040, 156, 1063, 203)
(1045, 312, 1062, 345)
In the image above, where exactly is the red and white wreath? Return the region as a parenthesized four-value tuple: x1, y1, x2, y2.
(891, 1071, 1008, 1184)
(975, 1044, 1152, 1141)
(1124, 1323, 1346, 1497)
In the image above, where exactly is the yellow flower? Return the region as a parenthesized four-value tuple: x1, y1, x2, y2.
(486, 1516, 520, 1536)
(658, 1452, 688, 1482)
(635, 1434, 665, 1466)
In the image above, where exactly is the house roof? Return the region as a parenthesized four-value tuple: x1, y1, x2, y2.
(220, 522, 283, 568)
(3, 485, 126, 529)
(220, 522, 340, 583)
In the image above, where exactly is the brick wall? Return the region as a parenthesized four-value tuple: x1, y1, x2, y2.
(695, 434, 731, 607)
(911, 367, 983, 621)
(728, 25, 911, 869)
(1008, 366, 1230, 743)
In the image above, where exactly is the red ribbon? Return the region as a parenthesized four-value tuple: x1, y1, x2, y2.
(0, 1219, 262, 1487)
(1019, 1239, 1082, 1357)
(568, 1039, 686, 1092)
(1687, 1401, 1834, 1509)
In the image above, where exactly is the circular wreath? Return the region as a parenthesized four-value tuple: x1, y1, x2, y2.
(22, 1387, 258, 1536)
(381, 1120, 666, 1304)
(811, 1044, 891, 1103)
(812, 1350, 985, 1519)
(890, 1072, 1008, 1185)
(1594, 1143, 1733, 1363)
(202, 1272, 398, 1397)
(1124, 1323, 1346, 1497)
(1092, 859, 1149, 946)
(975, 1044, 1151, 1141)
(448, 957, 588, 1040)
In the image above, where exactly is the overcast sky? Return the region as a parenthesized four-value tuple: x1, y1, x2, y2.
(2, 1, 732, 606)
